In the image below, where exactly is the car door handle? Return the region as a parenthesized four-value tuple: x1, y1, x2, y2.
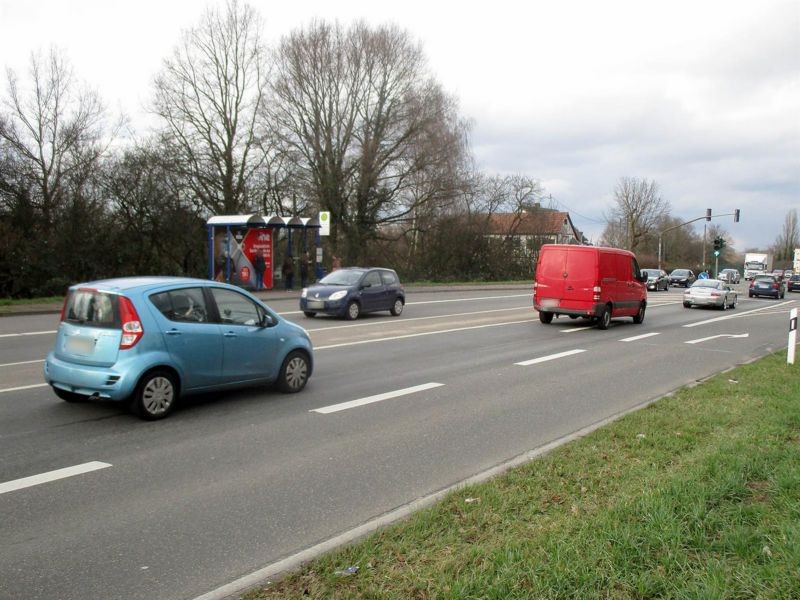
(224, 332, 237, 338)
(165, 329, 181, 336)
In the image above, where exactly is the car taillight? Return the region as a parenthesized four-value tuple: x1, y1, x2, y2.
(711, 291, 721, 297)
(118, 296, 143, 349)
(59, 295, 68, 321)
(774, 283, 779, 289)
(593, 286, 601, 301)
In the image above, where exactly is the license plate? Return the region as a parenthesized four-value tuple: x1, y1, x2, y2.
(306, 300, 324, 309)
(540, 298, 559, 308)
(66, 336, 95, 355)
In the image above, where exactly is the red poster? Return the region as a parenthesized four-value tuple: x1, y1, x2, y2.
(242, 228, 273, 290)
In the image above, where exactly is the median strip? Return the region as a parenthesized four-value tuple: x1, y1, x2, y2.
(311, 383, 444, 414)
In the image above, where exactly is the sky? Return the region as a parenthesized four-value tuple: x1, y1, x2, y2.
(1, 0, 798, 252)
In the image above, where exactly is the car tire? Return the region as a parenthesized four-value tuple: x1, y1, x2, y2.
(633, 302, 646, 324)
(303, 311, 316, 318)
(131, 370, 177, 421)
(277, 350, 309, 393)
(390, 298, 404, 316)
(597, 307, 611, 330)
(720, 300, 727, 310)
(683, 302, 691, 308)
(345, 301, 360, 320)
(731, 297, 737, 309)
(539, 311, 554, 324)
(749, 293, 754, 298)
(54, 388, 86, 403)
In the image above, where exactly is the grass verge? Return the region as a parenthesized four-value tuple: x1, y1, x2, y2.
(0, 296, 62, 307)
(245, 352, 799, 599)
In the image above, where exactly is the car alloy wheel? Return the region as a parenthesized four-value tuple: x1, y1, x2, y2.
(345, 301, 360, 320)
(133, 371, 176, 420)
(278, 351, 309, 393)
(390, 298, 404, 316)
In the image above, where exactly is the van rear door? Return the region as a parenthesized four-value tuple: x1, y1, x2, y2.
(535, 247, 567, 307)
(560, 247, 597, 310)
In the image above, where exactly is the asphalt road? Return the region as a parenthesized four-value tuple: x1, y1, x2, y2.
(1, 285, 797, 600)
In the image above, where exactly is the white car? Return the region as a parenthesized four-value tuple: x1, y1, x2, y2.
(719, 268, 741, 284)
(683, 279, 738, 310)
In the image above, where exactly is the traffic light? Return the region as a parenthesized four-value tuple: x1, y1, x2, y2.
(713, 236, 721, 256)
(734, 208, 740, 223)
(706, 208, 712, 221)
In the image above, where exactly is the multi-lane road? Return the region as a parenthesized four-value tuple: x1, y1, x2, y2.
(1, 286, 797, 600)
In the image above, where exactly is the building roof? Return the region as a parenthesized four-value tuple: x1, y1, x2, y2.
(485, 209, 583, 241)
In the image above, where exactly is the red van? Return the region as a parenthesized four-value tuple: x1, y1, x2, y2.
(533, 244, 648, 329)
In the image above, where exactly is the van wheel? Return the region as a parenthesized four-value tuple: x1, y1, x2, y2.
(131, 370, 177, 420)
(539, 311, 554, 324)
(597, 307, 611, 330)
(633, 303, 646, 324)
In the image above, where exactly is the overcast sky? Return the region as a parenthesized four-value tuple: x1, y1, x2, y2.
(2, 0, 798, 251)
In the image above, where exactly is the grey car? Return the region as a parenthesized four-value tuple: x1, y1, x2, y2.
(719, 268, 741, 284)
(683, 279, 737, 310)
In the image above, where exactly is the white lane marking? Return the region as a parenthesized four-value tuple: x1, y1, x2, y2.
(560, 326, 594, 333)
(311, 383, 444, 414)
(0, 359, 45, 368)
(408, 293, 530, 305)
(315, 319, 531, 350)
(619, 332, 661, 342)
(0, 383, 48, 394)
(683, 301, 795, 328)
(0, 461, 112, 495)
(305, 306, 527, 332)
(0, 330, 56, 338)
(685, 333, 749, 345)
(515, 349, 586, 366)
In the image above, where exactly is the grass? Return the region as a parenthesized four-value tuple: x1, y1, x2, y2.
(244, 352, 800, 599)
(0, 296, 63, 306)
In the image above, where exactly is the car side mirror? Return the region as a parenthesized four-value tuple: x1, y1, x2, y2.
(260, 311, 275, 327)
(637, 274, 648, 283)
(361, 283, 371, 289)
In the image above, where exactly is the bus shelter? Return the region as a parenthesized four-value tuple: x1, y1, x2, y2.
(206, 214, 321, 290)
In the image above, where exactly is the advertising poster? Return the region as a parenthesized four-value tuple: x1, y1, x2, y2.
(214, 228, 273, 290)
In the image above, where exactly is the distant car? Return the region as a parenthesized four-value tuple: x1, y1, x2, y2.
(770, 269, 785, 280)
(718, 268, 741, 284)
(786, 274, 800, 293)
(642, 268, 670, 291)
(683, 279, 737, 310)
(669, 269, 696, 288)
(749, 275, 786, 299)
(300, 267, 405, 320)
(44, 277, 314, 420)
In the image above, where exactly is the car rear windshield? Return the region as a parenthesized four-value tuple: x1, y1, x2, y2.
(63, 289, 120, 328)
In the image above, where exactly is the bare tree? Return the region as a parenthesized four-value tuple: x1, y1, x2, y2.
(0, 48, 108, 226)
(603, 176, 669, 252)
(269, 20, 469, 264)
(772, 208, 799, 262)
(152, 0, 270, 215)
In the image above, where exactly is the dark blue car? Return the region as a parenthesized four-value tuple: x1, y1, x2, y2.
(300, 267, 405, 320)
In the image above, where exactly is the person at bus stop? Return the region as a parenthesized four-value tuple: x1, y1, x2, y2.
(331, 255, 341, 271)
(253, 252, 266, 290)
(282, 255, 294, 290)
(300, 251, 310, 288)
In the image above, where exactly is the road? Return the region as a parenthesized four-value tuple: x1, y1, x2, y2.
(1, 286, 797, 600)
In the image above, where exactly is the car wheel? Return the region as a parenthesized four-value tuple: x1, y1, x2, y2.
(731, 296, 737, 309)
(345, 301, 360, 320)
(390, 298, 404, 316)
(683, 302, 691, 308)
(277, 350, 309, 393)
(539, 311, 554, 324)
(749, 293, 754, 298)
(131, 370, 177, 421)
(597, 306, 611, 330)
(303, 311, 316, 318)
(54, 388, 86, 403)
(633, 302, 646, 324)
(720, 299, 727, 310)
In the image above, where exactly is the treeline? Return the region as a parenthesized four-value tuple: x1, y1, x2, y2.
(0, 3, 557, 297)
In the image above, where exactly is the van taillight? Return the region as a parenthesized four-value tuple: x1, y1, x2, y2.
(118, 296, 143, 349)
(593, 286, 601, 301)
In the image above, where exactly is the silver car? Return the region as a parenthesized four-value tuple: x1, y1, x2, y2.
(683, 279, 738, 310)
(719, 268, 741, 284)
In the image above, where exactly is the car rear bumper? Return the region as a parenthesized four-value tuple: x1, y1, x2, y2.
(684, 297, 723, 307)
(533, 301, 605, 318)
(44, 353, 138, 401)
(749, 290, 780, 297)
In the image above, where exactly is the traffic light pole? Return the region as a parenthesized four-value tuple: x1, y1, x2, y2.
(657, 209, 740, 271)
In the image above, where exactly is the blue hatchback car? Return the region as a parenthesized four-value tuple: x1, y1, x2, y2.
(44, 277, 313, 420)
(299, 267, 405, 320)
